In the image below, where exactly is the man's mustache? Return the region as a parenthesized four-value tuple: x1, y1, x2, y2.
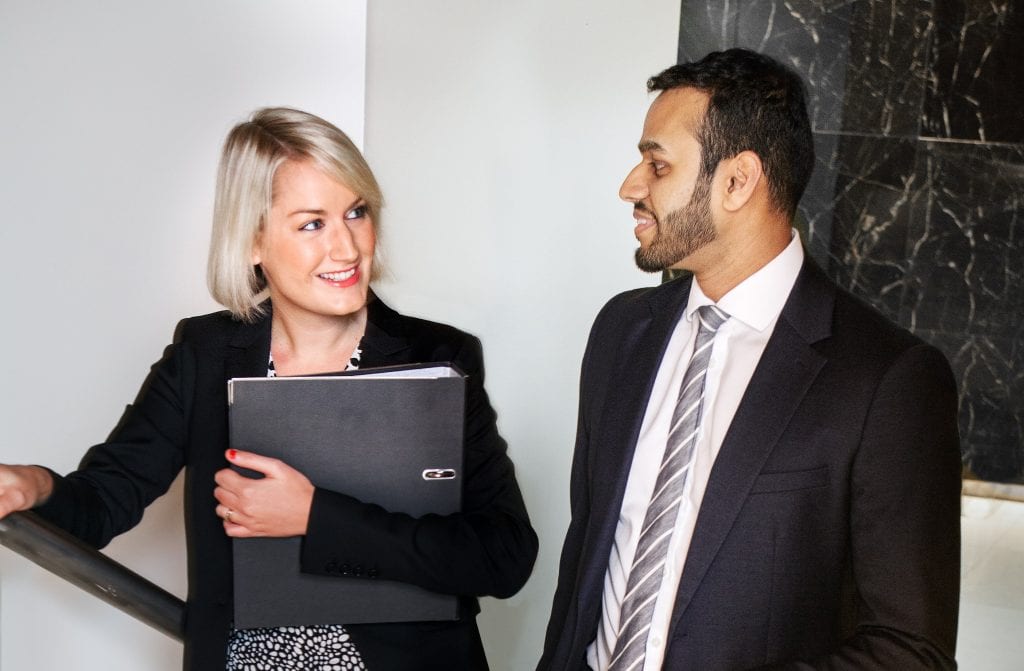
(634, 203, 656, 220)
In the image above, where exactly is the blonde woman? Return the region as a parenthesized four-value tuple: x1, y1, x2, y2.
(0, 108, 537, 670)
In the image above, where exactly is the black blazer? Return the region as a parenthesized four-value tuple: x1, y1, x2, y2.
(538, 259, 961, 670)
(36, 297, 538, 671)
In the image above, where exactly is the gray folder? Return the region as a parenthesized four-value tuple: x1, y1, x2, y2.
(227, 363, 464, 629)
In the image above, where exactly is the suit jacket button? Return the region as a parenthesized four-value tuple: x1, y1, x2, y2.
(325, 561, 338, 573)
(353, 564, 364, 577)
(341, 563, 352, 576)
(367, 568, 379, 578)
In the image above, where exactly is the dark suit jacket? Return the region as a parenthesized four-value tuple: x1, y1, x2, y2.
(538, 259, 961, 670)
(36, 297, 538, 671)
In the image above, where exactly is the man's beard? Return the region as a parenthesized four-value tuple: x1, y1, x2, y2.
(634, 173, 716, 272)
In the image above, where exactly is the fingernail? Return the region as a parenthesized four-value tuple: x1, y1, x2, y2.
(228, 449, 237, 460)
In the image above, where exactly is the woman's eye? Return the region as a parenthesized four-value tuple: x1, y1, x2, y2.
(300, 219, 324, 231)
(344, 205, 367, 221)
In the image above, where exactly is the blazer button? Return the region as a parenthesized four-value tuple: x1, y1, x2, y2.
(325, 561, 338, 573)
(341, 563, 352, 576)
(367, 568, 379, 579)
(353, 565, 364, 577)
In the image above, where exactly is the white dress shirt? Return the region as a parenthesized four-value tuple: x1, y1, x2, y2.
(588, 232, 805, 670)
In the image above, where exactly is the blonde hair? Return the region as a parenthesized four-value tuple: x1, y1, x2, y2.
(207, 107, 383, 321)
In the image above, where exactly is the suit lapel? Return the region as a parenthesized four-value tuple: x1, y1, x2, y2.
(575, 278, 692, 628)
(669, 260, 835, 629)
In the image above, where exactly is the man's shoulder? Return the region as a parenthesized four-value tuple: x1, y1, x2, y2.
(598, 276, 689, 321)
(818, 281, 950, 381)
(789, 259, 929, 356)
(830, 285, 924, 350)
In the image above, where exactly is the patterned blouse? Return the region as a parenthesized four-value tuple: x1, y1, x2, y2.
(225, 345, 367, 671)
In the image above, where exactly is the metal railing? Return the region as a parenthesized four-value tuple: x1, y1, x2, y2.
(0, 510, 185, 641)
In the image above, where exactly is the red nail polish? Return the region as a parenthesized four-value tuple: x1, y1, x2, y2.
(228, 449, 237, 460)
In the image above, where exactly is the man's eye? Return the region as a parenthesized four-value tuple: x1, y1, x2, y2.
(300, 219, 324, 231)
(651, 162, 667, 173)
(345, 205, 367, 221)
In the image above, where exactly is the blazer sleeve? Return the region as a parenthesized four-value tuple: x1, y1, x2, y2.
(757, 343, 961, 670)
(32, 331, 193, 549)
(299, 334, 538, 599)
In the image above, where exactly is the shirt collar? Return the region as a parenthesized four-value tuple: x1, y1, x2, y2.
(685, 229, 804, 332)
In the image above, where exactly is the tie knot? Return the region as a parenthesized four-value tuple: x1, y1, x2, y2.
(696, 304, 729, 334)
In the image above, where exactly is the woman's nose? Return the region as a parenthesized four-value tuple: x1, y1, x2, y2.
(328, 224, 357, 261)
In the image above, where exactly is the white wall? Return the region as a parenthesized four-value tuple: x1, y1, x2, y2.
(363, 1, 680, 667)
(959, 497, 1024, 670)
(0, 1, 366, 669)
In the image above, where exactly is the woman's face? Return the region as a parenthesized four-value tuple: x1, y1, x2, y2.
(252, 159, 375, 324)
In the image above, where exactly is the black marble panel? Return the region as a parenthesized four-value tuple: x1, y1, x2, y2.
(824, 135, 921, 322)
(921, 0, 1024, 143)
(903, 142, 1024, 335)
(677, 1, 855, 135)
(798, 130, 842, 265)
(677, 1, 937, 137)
(839, 0, 932, 137)
(924, 331, 1024, 484)
(676, 0, 1024, 486)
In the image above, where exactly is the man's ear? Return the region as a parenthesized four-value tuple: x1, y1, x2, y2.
(720, 150, 763, 213)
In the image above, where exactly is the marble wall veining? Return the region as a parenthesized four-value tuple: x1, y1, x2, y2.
(675, 0, 1024, 488)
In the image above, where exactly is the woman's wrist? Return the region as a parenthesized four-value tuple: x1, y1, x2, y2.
(24, 465, 55, 508)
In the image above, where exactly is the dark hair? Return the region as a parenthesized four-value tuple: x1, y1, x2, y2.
(648, 48, 814, 217)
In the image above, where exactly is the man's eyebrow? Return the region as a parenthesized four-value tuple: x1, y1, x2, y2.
(638, 140, 664, 154)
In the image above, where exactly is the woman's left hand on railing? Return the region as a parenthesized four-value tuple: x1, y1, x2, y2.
(0, 465, 54, 519)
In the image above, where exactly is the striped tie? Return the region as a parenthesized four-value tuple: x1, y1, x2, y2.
(608, 304, 729, 671)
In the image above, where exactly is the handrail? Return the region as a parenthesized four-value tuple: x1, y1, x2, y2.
(0, 510, 185, 641)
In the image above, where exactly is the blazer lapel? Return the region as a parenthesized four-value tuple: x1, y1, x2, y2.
(669, 260, 835, 629)
(575, 278, 692, 627)
(225, 297, 413, 378)
(359, 297, 413, 368)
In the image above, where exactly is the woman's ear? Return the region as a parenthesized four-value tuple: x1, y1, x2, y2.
(250, 234, 263, 266)
(720, 150, 763, 213)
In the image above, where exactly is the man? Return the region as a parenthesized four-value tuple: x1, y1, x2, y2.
(538, 49, 961, 670)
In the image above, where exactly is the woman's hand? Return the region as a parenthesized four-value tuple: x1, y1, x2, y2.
(213, 450, 315, 538)
(0, 465, 54, 519)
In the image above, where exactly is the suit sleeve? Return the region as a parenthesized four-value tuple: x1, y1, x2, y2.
(757, 343, 961, 670)
(299, 335, 538, 599)
(32, 328, 193, 549)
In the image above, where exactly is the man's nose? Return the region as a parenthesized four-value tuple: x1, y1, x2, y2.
(619, 163, 648, 203)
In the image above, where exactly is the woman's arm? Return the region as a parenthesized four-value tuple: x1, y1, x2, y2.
(31, 336, 192, 549)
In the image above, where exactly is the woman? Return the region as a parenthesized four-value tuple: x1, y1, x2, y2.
(0, 108, 538, 670)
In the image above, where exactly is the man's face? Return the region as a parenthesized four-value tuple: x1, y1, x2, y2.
(620, 87, 717, 272)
